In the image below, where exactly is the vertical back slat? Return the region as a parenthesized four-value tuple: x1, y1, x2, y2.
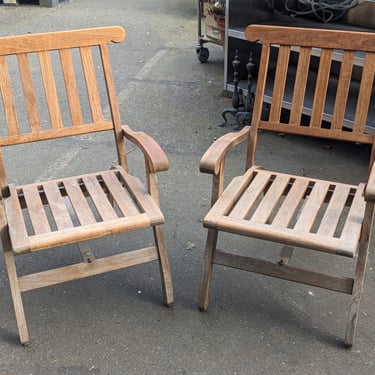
(17, 53, 42, 132)
(0, 55, 20, 136)
(331, 50, 355, 131)
(38, 50, 63, 129)
(99, 43, 127, 168)
(289, 47, 311, 125)
(352, 53, 375, 135)
(269, 45, 290, 122)
(59, 48, 84, 126)
(248, 43, 271, 167)
(252, 43, 271, 125)
(80, 46, 104, 124)
(310, 49, 332, 128)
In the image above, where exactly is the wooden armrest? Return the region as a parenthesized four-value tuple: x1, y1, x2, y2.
(200, 126, 250, 175)
(122, 125, 169, 173)
(365, 162, 375, 201)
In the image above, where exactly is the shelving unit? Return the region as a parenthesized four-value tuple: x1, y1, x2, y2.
(223, 0, 375, 131)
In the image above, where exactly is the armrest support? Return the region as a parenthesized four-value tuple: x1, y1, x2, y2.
(122, 125, 169, 173)
(365, 161, 375, 201)
(200, 126, 250, 206)
(200, 126, 250, 175)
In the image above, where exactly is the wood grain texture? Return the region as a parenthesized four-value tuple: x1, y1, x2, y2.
(199, 25, 375, 347)
(0, 27, 173, 344)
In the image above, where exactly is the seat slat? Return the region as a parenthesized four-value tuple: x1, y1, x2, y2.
(63, 177, 97, 226)
(42, 181, 74, 230)
(81, 174, 118, 221)
(272, 178, 310, 227)
(101, 170, 140, 217)
(229, 171, 271, 219)
(116, 168, 164, 221)
(204, 168, 264, 226)
(317, 184, 351, 236)
(22, 184, 51, 235)
(251, 174, 290, 223)
(338, 183, 366, 253)
(293, 181, 330, 232)
(218, 216, 343, 255)
(4, 187, 29, 250)
(27, 214, 152, 253)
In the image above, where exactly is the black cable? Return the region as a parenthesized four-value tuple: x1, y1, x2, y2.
(285, 0, 359, 23)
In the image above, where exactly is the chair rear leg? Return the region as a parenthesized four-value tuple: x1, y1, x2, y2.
(345, 236, 370, 348)
(153, 225, 174, 307)
(198, 228, 218, 311)
(3, 248, 29, 345)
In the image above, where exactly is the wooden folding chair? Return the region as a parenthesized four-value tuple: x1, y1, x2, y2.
(198, 25, 375, 347)
(0, 27, 173, 345)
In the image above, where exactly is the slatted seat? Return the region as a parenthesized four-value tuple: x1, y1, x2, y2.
(0, 27, 173, 345)
(198, 25, 375, 347)
(204, 167, 366, 258)
(5, 167, 164, 254)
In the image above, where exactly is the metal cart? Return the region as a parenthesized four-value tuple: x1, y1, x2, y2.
(196, 0, 225, 63)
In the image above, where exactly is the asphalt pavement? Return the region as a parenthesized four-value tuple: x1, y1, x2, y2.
(0, 1, 374, 374)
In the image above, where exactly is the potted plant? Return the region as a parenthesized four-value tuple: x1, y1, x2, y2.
(207, 1, 225, 17)
(204, 0, 226, 41)
(207, 1, 225, 28)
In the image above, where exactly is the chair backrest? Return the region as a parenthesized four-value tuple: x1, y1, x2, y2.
(245, 25, 375, 166)
(0, 27, 126, 192)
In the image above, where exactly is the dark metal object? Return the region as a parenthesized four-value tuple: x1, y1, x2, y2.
(220, 51, 256, 130)
(234, 52, 256, 129)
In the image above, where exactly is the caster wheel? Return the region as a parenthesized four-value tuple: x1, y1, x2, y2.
(197, 47, 209, 63)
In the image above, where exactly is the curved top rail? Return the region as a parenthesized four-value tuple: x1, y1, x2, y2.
(0, 26, 126, 55)
(245, 24, 375, 52)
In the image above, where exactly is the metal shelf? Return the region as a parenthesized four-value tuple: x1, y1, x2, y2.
(224, 0, 374, 131)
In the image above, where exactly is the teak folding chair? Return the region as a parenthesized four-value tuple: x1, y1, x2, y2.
(198, 25, 375, 347)
(0, 27, 173, 345)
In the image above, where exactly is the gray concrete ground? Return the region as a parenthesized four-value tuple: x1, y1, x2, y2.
(0, 1, 374, 374)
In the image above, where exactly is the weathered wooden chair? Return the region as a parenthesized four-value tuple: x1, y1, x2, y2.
(198, 25, 375, 347)
(0, 27, 173, 344)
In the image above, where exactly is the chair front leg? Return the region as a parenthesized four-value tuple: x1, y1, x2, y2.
(3, 246, 29, 345)
(153, 225, 174, 307)
(345, 203, 374, 348)
(198, 228, 219, 311)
